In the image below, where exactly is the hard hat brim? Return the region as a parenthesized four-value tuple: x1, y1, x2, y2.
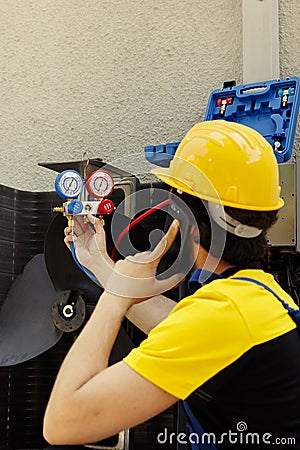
(152, 167, 284, 212)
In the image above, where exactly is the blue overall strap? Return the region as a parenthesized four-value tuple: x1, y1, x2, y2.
(233, 277, 300, 326)
(182, 401, 218, 450)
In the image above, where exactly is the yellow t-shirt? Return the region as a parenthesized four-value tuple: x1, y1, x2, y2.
(123, 269, 297, 400)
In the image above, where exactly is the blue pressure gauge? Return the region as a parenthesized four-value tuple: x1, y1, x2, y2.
(55, 170, 84, 199)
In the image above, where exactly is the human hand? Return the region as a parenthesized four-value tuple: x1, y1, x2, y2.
(64, 214, 114, 287)
(105, 219, 184, 303)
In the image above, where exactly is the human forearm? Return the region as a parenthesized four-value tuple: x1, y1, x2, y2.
(126, 295, 176, 334)
(44, 292, 129, 438)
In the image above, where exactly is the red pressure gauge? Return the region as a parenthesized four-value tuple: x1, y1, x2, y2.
(86, 170, 114, 198)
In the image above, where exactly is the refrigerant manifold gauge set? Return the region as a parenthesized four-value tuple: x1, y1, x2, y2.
(53, 169, 115, 223)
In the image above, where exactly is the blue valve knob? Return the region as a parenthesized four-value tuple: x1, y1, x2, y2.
(67, 200, 84, 215)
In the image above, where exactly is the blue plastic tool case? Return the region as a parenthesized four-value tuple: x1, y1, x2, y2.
(204, 77, 300, 163)
(144, 141, 181, 168)
(145, 77, 300, 166)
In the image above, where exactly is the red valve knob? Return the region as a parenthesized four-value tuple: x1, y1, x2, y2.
(97, 199, 115, 215)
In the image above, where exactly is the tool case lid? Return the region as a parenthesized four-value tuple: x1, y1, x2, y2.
(144, 77, 300, 167)
(204, 77, 300, 163)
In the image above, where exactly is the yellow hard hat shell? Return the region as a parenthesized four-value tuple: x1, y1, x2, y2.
(152, 120, 284, 211)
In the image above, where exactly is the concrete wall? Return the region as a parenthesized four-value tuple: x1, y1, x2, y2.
(279, 0, 300, 156)
(0, 0, 298, 191)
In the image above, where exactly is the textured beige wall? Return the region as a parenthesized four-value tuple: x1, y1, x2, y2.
(279, 0, 300, 154)
(0, 0, 243, 191)
(0, 0, 298, 191)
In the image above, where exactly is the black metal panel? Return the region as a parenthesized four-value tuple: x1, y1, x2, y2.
(0, 184, 60, 308)
(0, 333, 74, 450)
(0, 184, 60, 448)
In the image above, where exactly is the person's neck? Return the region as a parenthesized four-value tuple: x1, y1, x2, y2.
(194, 246, 234, 275)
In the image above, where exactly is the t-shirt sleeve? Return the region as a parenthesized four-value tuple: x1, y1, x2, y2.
(123, 289, 252, 400)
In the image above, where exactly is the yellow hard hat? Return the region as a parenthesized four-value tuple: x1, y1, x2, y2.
(152, 120, 284, 211)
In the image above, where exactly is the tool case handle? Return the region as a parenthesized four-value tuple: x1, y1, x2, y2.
(235, 83, 270, 98)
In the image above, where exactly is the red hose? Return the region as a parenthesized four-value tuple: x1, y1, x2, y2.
(111, 198, 171, 260)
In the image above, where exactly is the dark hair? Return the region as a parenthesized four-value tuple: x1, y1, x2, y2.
(178, 192, 278, 265)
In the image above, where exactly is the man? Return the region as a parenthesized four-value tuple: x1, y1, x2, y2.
(43, 120, 300, 448)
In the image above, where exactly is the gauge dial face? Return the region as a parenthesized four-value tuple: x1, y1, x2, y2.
(55, 170, 84, 199)
(86, 170, 114, 198)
